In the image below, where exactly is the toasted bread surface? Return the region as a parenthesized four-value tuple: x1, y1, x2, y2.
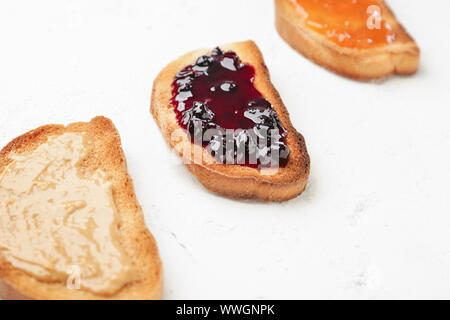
(275, 0, 420, 80)
(151, 40, 310, 202)
(0, 116, 162, 300)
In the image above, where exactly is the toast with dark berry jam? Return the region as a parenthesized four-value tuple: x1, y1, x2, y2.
(151, 41, 310, 202)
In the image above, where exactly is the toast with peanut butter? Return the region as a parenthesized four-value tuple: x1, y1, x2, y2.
(275, 0, 420, 80)
(151, 40, 310, 202)
(0, 116, 162, 300)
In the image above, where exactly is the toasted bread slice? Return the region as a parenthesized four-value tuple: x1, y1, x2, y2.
(0, 116, 162, 300)
(151, 40, 310, 202)
(275, 0, 420, 80)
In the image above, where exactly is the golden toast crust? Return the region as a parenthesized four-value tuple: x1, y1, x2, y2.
(275, 0, 420, 80)
(0, 116, 162, 300)
(151, 40, 310, 202)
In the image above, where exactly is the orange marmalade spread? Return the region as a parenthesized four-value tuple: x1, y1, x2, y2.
(0, 133, 136, 296)
(292, 0, 395, 49)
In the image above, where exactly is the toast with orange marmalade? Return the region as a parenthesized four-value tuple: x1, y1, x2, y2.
(275, 0, 420, 79)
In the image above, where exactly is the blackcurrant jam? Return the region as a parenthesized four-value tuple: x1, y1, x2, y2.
(171, 47, 289, 168)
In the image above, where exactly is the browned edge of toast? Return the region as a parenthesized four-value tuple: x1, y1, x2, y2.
(0, 116, 162, 300)
(151, 40, 310, 202)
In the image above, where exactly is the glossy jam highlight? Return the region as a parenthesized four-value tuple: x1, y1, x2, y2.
(293, 0, 395, 49)
(0, 133, 136, 295)
(171, 48, 289, 168)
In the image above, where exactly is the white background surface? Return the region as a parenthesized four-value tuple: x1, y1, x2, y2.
(0, 0, 449, 299)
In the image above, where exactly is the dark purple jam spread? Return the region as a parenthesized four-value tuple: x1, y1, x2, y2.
(170, 47, 289, 168)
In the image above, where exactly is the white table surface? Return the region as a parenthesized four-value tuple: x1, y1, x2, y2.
(0, 0, 449, 299)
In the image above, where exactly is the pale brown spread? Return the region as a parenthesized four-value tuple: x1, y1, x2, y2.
(0, 133, 136, 296)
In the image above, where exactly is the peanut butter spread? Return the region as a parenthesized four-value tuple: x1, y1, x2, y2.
(0, 133, 136, 295)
